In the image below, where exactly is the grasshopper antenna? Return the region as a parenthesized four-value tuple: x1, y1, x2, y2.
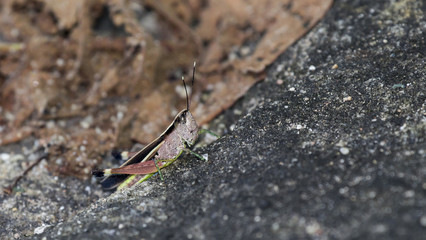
(182, 61, 196, 111)
(190, 61, 196, 109)
(182, 76, 189, 111)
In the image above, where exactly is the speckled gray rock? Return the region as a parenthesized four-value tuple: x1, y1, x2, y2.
(1, 0, 425, 239)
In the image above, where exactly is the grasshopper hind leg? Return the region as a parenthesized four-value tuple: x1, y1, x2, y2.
(121, 157, 179, 189)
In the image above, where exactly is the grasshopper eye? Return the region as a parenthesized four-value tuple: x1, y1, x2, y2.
(179, 111, 188, 123)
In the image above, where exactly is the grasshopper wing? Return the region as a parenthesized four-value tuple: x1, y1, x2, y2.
(99, 138, 165, 189)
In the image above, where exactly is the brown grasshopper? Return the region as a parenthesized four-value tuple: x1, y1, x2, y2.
(92, 62, 214, 190)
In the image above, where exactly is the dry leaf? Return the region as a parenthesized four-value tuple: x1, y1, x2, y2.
(43, 0, 85, 29)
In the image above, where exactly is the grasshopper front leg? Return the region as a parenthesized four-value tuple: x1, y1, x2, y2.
(183, 148, 207, 161)
(198, 129, 220, 139)
(152, 154, 185, 181)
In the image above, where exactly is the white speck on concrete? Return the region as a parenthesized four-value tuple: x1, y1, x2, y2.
(403, 190, 415, 198)
(34, 224, 51, 235)
(343, 96, 352, 102)
(0, 153, 10, 161)
(420, 215, 426, 227)
(340, 147, 350, 155)
(306, 221, 321, 235)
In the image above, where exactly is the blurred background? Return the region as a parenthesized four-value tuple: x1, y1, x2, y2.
(0, 0, 331, 179)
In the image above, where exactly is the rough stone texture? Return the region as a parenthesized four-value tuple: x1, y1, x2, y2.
(0, 137, 108, 239)
(1, 0, 425, 239)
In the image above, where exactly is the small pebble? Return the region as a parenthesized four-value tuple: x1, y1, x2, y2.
(240, 46, 250, 56)
(34, 224, 50, 235)
(372, 224, 388, 233)
(339, 187, 349, 194)
(403, 190, 415, 198)
(85, 186, 91, 194)
(392, 83, 404, 89)
(272, 222, 280, 231)
(343, 96, 352, 102)
(0, 153, 10, 161)
(332, 64, 338, 69)
(420, 215, 426, 227)
(306, 222, 321, 235)
(56, 58, 64, 67)
(368, 191, 377, 199)
(340, 147, 350, 155)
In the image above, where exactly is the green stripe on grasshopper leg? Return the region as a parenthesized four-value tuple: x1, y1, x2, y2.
(118, 173, 154, 190)
(198, 129, 220, 139)
(152, 156, 181, 182)
(154, 160, 164, 181)
(134, 173, 155, 186)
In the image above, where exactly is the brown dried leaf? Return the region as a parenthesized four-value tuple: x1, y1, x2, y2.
(192, 0, 332, 124)
(234, 0, 334, 73)
(196, 71, 265, 125)
(43, 0, 86, 30)
(0, 127, 33, 146)
(129, 83, 177, 143)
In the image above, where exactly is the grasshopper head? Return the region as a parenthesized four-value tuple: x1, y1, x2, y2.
(175, 109, 199, 145)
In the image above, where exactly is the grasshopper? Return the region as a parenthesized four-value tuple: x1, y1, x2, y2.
(92, 62, 211, 190)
